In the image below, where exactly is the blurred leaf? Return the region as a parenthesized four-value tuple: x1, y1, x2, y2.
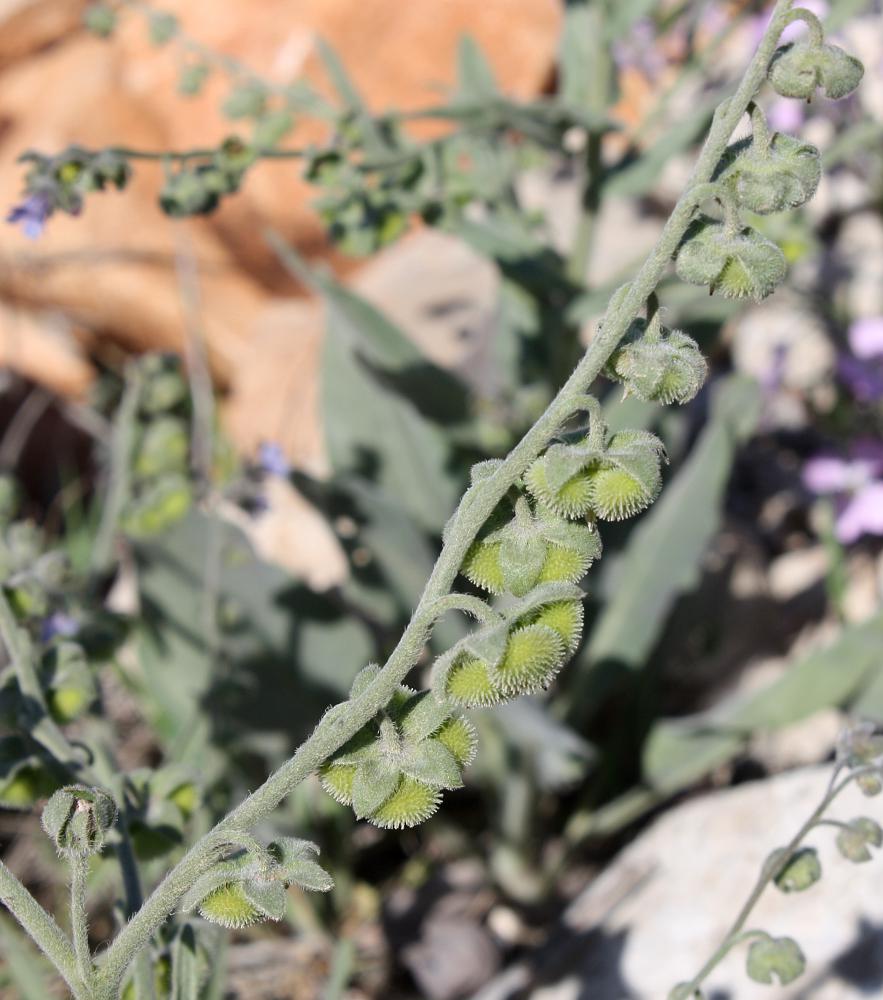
(644, 611, 883, 793)
(316, 37, 368, 113)
(170, 924, 200, 1000)
(569, 376, 761, 721)
(456, 36, 497, 100)
(0, 917, 49, 1000)
(322, 298, 460, 532)
(135, 511, 372, 757)
(606, 94, 718, 198)
(494, 699, 596, 790)
(603, 0, 661, 40)
(560, 3, 614, 115)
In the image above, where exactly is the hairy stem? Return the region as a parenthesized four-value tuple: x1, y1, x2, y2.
(70, 854, 93, 989)
(0, 860, 86, 999)
(674, 763, 873, 995)
(96, 1, 797, 992)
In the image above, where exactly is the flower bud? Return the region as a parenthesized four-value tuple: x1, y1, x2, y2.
(370, 777, 442, 829)
(42, 784, 117, 857)
(769, 41, 864, 101)
(746, 935, 805, 986)
(770, 846, 821, 892)
(715, 133, 821, 215)
(675, 216, 787, 301)
(606, 319, 707, 405)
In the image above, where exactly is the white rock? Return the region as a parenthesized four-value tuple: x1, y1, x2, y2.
(731, 299, 835, 391)
(477, 767, 883, 999)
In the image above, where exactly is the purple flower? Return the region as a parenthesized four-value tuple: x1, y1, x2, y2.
(837, 355, 883, 403)
(849, 317, 883, 360)
(6, 193, 54, 239)
(767, 97, 805, 133)
(803, 439, 883, 543)
(257, 441, 290, 479)
(40, 611, 80, 644)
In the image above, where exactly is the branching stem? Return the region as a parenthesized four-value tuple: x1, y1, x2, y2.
(92, 2, 799, 993)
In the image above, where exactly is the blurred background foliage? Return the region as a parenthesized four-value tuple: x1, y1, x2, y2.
(0, 0, 882, 996)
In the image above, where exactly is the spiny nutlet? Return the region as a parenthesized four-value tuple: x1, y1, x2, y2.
(318, 687, 476, 829)
(768, 41, 864, 101)
(675, 215, 787, 301)
(461, 499, 601, 596)
(606, 319, 707, 405)
(715, 132, 821, 215)
(526, 430, 665, 522)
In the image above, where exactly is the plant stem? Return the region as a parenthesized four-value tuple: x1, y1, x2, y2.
(70, 855, 93, 989)
(674, 764, 863, 995)
(95, 1, 797, 992)
(0, 590, 87, 773)
(0, 860, 86, 1000)
(90, 366, 141, 576)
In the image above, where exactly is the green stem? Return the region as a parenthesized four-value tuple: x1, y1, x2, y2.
(91, 366, 142, 576)
(0, 591, 87, 773)
(70, 855, 93, 989)
(674, 763, 860, 995)
(0, 860, 86, 999)
(95, 2, 798, 993)
(784, 6, 825, 46)
(748, 101, 773, 150)
(566, 130, 604, 287)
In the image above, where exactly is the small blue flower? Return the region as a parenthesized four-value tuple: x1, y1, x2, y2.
(40, 611, 79, 644)
(6, 193, 54, 239)
(257, 441, 290, 479)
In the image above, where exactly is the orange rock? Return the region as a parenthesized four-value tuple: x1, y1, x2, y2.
(0, 0, 88, 71)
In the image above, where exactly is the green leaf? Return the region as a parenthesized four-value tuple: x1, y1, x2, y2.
(643, 610, 883, 792)
(456, 36, 497, 100)
(170, 924, 200, 1000)
(321, 306, 460, 531)
(350, 759, 401, 819)
(559, 3, 614, 114)
(0, 916, 51, 1000)
(401, 740, 463, 789)
(570, 376, 761, 719)
(136, 511, 373, 761)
